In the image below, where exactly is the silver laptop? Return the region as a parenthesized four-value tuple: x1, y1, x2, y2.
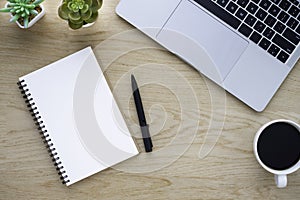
(116, 0, 300, 111)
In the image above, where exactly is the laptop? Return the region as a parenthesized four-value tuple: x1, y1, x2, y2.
(116, 0, 300, 111)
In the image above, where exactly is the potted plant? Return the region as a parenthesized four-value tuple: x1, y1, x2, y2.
(58, 0, 102, 30)
(0, 0, 45, 29)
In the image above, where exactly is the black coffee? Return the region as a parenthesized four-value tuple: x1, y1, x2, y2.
(257, 122, 300, 170)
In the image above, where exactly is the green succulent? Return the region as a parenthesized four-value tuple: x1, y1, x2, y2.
(0, 0, 44, 28)
(58, 0, 102, 30)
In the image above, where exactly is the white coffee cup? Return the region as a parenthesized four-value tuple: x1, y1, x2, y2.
(253, 119, 300, 188)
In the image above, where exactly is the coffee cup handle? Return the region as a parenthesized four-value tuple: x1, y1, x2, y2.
(274, 174, 287, 188)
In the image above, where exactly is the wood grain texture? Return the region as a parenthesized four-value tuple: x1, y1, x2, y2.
(0, 0, 299, 199)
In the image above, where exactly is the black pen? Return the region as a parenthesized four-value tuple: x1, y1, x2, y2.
(131, 74, 153, 152)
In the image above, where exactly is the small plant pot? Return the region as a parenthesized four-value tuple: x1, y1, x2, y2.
(5, 2, 46, 29)
(58, 0, 101, 30)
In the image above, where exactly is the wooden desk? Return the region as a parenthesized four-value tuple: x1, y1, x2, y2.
(1, 1, 299, 199)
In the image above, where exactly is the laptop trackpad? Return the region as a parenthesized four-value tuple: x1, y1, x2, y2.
(157, 0, 248, 82)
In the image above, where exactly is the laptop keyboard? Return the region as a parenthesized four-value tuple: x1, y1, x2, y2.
(192, 0, 300, 63)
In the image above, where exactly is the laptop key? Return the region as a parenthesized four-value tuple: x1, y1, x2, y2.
(288, 5, 300, 17)
(217, 0, 229, 7)
(287, 17, 298, 29)
(245, 15, 257, 27)
(277, 51, 289, 63)
(268, 44, 280, 57)
(259, 38, 271, 50)
(252, 0, 260, 3)
(264, 15, 276, 27)
(274, 21, 286, 33)
(291, 0, 299, 6)
(238, 23, 253, 37)
(193, 0, 241, 29)
(250, 31, 262, 43)
(246, 2, 258, 14)
(272, 34, 296, 54)
(268, 4, 281, 17)
(236, 7, 248, 20)
(263, 27, 275, 39)
(254, 20, 266, 32)
(283, 28, 300, 45)
(278, 11, 290, 23)
(237, 0, 249, 8)
(260, 0, 272, 10)
(279, 0, 292, 11)
(226, 1, 239, 14)
(256, 8, 268, 21)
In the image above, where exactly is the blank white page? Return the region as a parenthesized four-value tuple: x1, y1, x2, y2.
(19, 47, 139, 186)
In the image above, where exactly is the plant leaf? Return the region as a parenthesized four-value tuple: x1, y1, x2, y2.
(91, 0, 102, 12)
(68, 20, 83, 30)
(0, 8, 12, 12)
(24, 16, 29, 28)
(9, 13, 20, 22)
(67, 2, 73, 11)
(61, 2, 69, 12)
(32, 0, 44, 5)
(70, 18, 83, 25)
(68, 12, 81, 21)
(86, 0, 92, 7)
(58, 6, 69, 20)
(80, 4, 89, 14)
(10, 8, 17, 13)
(25, 8, 29, 15)
(30, 9, 38, 15)
(84, 11, 98, 23)
(24, 4, 35, 9)
(81, 9, 92, 21)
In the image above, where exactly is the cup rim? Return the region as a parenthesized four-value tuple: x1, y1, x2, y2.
(253, 119, 300, 175)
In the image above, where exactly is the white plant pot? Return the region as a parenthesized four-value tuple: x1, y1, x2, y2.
(6, 3, 45, 29)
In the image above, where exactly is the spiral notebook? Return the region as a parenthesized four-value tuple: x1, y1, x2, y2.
(18, 47, 139, 186)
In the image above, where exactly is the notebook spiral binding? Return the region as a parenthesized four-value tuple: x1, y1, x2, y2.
(17, 79, 70, 185)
